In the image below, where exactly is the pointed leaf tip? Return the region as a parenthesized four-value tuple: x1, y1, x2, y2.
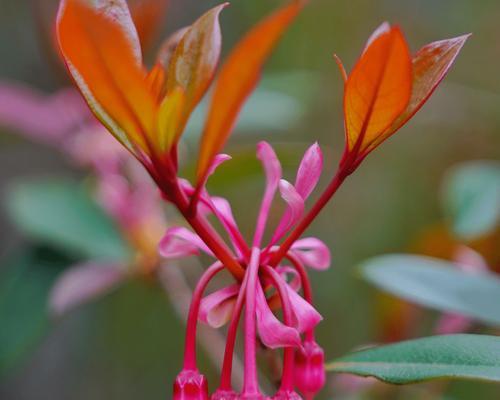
(167, 3, 227, 114)
(371, 32, 471, 150)
(344, 25, 412, 155)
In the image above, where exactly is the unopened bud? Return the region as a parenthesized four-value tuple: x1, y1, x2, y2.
(294, 341, 325, 396)
(173, 369, 209, 400)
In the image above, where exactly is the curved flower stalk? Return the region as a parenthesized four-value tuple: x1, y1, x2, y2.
(55, 0, 468, 397)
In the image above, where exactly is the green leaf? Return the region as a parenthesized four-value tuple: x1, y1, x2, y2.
(5, 179, 130, 262)
(360, 254, 500, 326)
(0, 247, 71, 376)
(326, 334, 500, 384)
(442, 161, 500, 240)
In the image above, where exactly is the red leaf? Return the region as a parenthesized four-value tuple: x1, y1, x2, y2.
(343, 25, 412, 155)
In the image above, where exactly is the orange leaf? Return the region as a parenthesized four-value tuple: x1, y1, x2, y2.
(166, 4, 227, 116)
(129, 0, 169, 53)
(343, 25, 412, 155)
(57, 0, 157, 155)
(196, 0, 303, 183)
(378, 34, 470, 148)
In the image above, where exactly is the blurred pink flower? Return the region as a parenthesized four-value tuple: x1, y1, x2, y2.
(0, 82, 90, 143)
(435, 245, 491, 335)
(0, 81, 168, 314)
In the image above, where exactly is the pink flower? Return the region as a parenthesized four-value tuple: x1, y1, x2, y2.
(159, 142, 330, 398)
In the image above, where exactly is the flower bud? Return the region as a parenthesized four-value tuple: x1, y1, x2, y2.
(173, 369, 209, 400)
(210, 389, 239, 400)
(293, 341, 325, 396)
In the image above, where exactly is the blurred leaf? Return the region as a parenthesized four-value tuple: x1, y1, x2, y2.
(442, 161, 500, 240)
(360, 254, 500, 326)
(184, 71, 319, 138)
(0, 246, 71, 376)
(5, 179, 130, 262)
(326, 334, 500, 384)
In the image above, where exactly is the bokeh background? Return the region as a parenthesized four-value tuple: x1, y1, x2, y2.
(0, 0, 499, 399)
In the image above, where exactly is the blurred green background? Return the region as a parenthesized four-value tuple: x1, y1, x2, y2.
(0, 0, 499, 399)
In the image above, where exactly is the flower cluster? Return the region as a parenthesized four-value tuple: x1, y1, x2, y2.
(55, 0, 468, 398)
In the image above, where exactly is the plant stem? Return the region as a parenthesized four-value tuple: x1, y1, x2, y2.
(263, 266, 296, 392)
(243, 248, 261, 395)
(157, 263, 245, 387)
(287, 252, 315, 341)
(182, 262, 225, 370)
(166, 178, 245, 279)
(219, 270, 248, 390)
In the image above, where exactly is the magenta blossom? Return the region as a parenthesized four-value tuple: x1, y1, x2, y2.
(0, 81, 168, 314)
(159, 142, 329, 399)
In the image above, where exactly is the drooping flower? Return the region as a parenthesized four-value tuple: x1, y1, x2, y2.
(160, 141, 329, 398)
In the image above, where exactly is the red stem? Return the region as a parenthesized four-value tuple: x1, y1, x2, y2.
(263, 266, 296, 392)
(183, 262, 225, 370)
(218, 270, 249, 390)
(286, 252, 315, 341)
(165, 178, 245, 280)
(242, 248, 261, 395)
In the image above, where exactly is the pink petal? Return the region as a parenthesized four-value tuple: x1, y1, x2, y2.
(295, 142, 323, 200)
(0, 83, 90, 143)
(277, 266, 302, 292)
(286, 284, 322, 333)
(290, 237, 331, 270)
(435, 313, 473, 335)
(49, 262, 126, 316)
(210, 196, 246, 258)
(211, 197, 238, 227)
(453, 245, 489, 274)
(199, 284, 239, 328)
(96, 172, 131, 224)
(253, 141, 282, 246)
(65, 124, 126, 172)
(255, 284, 301, 349)
(180, 177, 247, 259)
(194, 154, 232, 202)
(269, 179, 305, 246)
(207, 154, 232, 177)
(158, 226, 214, 259)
